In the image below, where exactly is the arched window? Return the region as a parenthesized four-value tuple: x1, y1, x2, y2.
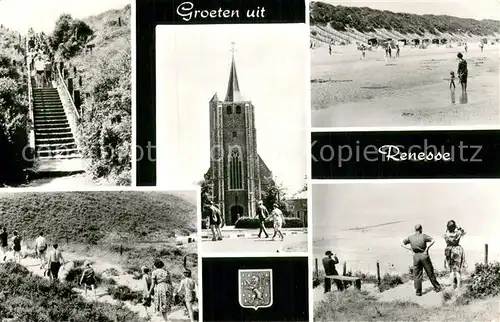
(227, 106, 232, 114)
(228, 148, 243, 190)
(236, 105, 242, 114)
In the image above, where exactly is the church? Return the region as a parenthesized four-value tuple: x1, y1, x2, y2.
(205, 49, 273, 225)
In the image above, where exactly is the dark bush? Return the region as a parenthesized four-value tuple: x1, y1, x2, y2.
(234, 217, 305, 229)
(466, 262, 500, 298)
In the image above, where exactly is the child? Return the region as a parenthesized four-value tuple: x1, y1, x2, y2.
(449, 71, 456, 90)
(141, 266, 153, 316)
(79, 260, 97, 301)
(11, 231, 22, 264)
(175, 270, 197, 322)
(267, 204, 285, 241)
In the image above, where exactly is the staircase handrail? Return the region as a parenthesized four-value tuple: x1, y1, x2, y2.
(55, 63, 81, 121)
(25, 38, 35, 150)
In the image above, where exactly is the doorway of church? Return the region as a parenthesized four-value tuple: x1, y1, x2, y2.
(230, 205, 244, 225)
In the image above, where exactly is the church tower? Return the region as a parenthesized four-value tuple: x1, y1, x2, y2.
(207, 45, 272, 225)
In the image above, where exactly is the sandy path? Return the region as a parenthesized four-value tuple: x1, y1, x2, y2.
(4, 251, 190, 322)
(311, 43, 499, 127)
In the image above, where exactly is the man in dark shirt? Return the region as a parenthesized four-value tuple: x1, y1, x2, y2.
(0, 227, 8, 262)
(256, 201, 269, 238)
(457, 52, 468, 92)
(207, 201, 223, 241)
(402, 224, 442, 296)
(322, 250, 344, 293)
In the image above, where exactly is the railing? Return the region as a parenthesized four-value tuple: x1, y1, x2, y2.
(55, 63, 81, 121)
(25, 38, 35, 152)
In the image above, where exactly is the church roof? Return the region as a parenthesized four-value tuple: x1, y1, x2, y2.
(224, 55, 244, 102)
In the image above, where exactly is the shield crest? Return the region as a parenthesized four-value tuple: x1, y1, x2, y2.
(238, 269, 273, 310)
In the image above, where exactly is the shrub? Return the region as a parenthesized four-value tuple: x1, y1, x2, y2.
(465, 261, 500, 298)
(107, 284, 142, 304)
(234, 217, 305, 229)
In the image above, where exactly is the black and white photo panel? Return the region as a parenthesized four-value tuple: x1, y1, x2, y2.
(310, 0, 500, 127)
(0, 0, 132, 188)
(0, 188, 199, 321)
(202, 256, 309, 321)
(155, 6, 309, 254)
(311, 181, 500, 321)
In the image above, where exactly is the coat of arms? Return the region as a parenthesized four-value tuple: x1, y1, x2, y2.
(238, 269, 273, 310)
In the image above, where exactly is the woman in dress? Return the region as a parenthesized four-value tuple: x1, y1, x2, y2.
(444, 220, 466, 289)
(149, 259, 173, 321)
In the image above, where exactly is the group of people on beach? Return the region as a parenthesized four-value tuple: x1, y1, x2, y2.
(203, 200, 286, 242)
(141, 259, 198, 322)
(323, 220, 467, 296)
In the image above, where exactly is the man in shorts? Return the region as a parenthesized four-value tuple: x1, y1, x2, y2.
(208, 201, 223, 241)
(35, 232, 48, 269)
(0, 227, 8, 262)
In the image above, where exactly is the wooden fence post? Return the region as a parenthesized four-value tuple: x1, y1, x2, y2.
(342, 262, 347, 276)
(485, 244, 489, 265)
(376, 261, 381, 285)
(67, 78, 73, 95)
(118, 17, 122, 26)
(315, 258, 318, 279)
(79, 76, 82, 87)
(59, 62, 64, 72)
(63, 68, 68, 79)
(73, 90, 81, 112)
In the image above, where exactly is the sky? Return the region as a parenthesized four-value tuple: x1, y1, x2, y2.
(0, 0, 130, 33)
(320, 0, 500, 20)
(156, 24, 308, 194)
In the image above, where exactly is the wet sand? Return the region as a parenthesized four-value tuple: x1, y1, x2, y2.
(311, 43, 500, 127)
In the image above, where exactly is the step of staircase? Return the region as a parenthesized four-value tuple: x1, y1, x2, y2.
(35, 137, 75, 144)
(31, 88, 83, 169)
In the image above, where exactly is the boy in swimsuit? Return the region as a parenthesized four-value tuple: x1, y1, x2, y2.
(80, 260, 97, 301)
(449, 71, 456, 90)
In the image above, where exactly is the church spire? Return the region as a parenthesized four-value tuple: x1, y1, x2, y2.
(224, 42, 242, 102)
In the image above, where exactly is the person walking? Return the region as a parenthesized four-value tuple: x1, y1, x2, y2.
(0, 227, 8, 262)
(35, 232, 48, 269)
(444, 220, 466, 289)
(401, 224, 442, 296)
(207, 201, 223, 241)
(149, 259, 174, 321)
(457, 52, 468, 92)
(267, 204, 285, 241)
(256, 201, 269, 238)
(48, 243, 65, 281)
(175, 269, 197, 322)
(322, 250, 344, 292)
(141, 266, 153, 317)
(11, 231, 22, 264)
(79, 260, 97, 301)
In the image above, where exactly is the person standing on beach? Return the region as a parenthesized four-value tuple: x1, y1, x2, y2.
(449, 71, 456, 90)
(322, 250, 344, 292)
(396, 44, 400, 58)
(480, 42, 484, 54)
(256, 200, 269, 238)
(0, 227, 8, 262)
(401, 224, 442, 296)
(457, 53, 468, 92)
(35, 232, 48, 269)
(464, 43, 468, 53)
(328, 44, 332, 55)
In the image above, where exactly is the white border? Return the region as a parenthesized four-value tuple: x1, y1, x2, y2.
(130, 0, 137, 187)
(310, 178, 500, 185)
(311, 125, 500, 132)
(238, 268, 274, 310)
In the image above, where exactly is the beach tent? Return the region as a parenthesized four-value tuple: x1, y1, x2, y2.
(422, 39, 430, 44)
(440, 39, 448, 44)
(398, 39, 407, 46)
(411, 39, 420, 45)
(432, 39, 440, 44)
(368, 38, 378, 46)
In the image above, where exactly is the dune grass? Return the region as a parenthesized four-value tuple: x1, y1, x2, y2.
(0, 262, 143, 321)
(0, 191, 196, 244)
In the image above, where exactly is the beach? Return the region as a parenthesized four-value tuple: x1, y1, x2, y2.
(312, 182, 500, 275)
(311, 42, 500, 127)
